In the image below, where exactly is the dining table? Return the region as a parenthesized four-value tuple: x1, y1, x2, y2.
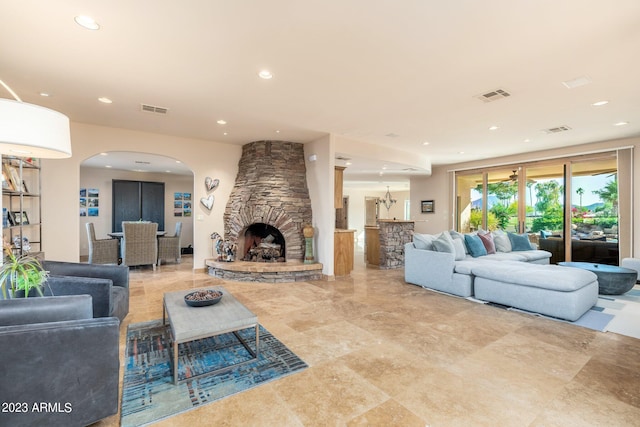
(107, 231, 166, 238)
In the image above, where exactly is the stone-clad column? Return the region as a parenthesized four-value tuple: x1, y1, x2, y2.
(378, 220, 414, 269)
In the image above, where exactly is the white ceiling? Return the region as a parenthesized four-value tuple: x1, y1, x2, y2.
(2, 1, 639, 191)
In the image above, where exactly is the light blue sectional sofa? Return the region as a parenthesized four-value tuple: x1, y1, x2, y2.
(404, 230, 599, 321)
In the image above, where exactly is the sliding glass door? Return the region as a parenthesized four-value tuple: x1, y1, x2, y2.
(569, 155, 619, 265)
(455, 151, 622, 265)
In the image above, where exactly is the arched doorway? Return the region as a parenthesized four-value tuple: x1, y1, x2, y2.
(79, 151, 194, 261)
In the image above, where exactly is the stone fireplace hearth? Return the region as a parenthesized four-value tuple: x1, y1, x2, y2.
(208, 141, 322, 282)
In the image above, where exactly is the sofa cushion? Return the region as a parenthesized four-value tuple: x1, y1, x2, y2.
(464, 234, 487, 257)
(451, 238, 467, 261)
(433, 232, 466, 261)
(493, 229, 512, 252)
(508, 232, 533, 251)
(449, 230, 469, 254)
(478, 232, 497, 254)
(472, 261, 596, 292)
(413, 233, 437, 250)
(433, 232, 455, 253)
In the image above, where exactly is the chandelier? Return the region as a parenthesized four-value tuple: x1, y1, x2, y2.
(379, 186, 397, 211)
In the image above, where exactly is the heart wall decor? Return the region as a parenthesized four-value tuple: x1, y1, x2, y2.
(200, 194, 214, 210)
(205, 177, 220, 192)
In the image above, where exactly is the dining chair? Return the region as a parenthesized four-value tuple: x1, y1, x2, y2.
(121, 222, 158, 270)
(86, 222, 119, 264)
(158, 222, 182, 265)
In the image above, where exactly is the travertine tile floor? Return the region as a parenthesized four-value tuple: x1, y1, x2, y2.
(96, 253, 640, 426)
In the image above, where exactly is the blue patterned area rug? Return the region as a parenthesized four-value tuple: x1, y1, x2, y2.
(120, 320, 307, 427)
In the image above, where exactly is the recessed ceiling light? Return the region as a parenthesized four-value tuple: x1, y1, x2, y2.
(100, 152, 108, 156)
(524, 139, 531, 143)
(165, 170, 172, 173)
(459, 151, 465, 154)
(422, 141, 430, 146)
(105, 165, 112, 168)
(614, 121, 629, 126)
(345, 162, 352, 166)
(98, 97, 112, 104)
(74, 15, 100, 30)
(489, 125, 499, 131)
(275, 130, 280, 134)
(258, 70, 273, 79)
(175, 160, 181, 164)
(592, 100, 609, 107)
(223, 132, 228, 136)
(39, 92, 50, 97)
(216, 119, 227, 125)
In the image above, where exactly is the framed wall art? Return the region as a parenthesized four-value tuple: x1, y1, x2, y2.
(421, 200, 434, 213)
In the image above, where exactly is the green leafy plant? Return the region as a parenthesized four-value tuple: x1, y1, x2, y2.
(0, 246, 48, 298)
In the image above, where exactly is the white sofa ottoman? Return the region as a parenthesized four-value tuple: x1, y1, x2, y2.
(471, 261, 598, 321)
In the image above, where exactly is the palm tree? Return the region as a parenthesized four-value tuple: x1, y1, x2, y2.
(576, 187, 584, 208)
(592, 179, 618, 215)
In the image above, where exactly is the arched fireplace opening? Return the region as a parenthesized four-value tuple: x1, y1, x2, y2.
(241, 223, 286, 262)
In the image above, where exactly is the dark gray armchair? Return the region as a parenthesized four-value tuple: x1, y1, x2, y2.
(0, 295, 119, 426)
(42, 260, 130, 322)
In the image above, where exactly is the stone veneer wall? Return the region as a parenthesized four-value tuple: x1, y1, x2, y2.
(378, 220, 415, 269)
(223, 141, 312, 260)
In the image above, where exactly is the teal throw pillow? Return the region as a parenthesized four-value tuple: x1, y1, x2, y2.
(508, 232, 533, 251)
(464, 234, 487, 257)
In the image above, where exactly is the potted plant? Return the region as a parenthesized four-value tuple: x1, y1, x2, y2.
(0, 245, 48, 298)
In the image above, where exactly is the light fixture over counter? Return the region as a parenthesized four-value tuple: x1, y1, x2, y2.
(379, 186, 397, 211)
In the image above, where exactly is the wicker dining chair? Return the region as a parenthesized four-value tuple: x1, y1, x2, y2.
(158, 222, 182, 265)
(121, 222, 158, 270)
(86, 222, 119, 264)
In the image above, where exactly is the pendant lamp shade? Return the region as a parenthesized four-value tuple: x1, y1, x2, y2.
(0, 98, 72, 158)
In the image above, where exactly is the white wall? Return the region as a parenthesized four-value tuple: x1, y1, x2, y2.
(79, 166, 194, 257)
(41, 122, 241, 269)
(304, 134, 335, 277)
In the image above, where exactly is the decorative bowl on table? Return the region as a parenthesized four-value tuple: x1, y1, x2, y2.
(184, 289, 223, 307)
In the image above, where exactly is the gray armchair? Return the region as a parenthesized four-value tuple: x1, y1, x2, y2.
(42, 260, 130, 322)
(121, 221, 158, 270)
(158, 221, 182, 265)
(86, 222, 119, 264)
(0, 295, 119, 426)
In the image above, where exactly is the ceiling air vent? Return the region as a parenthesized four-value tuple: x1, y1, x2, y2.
(543, 125, 572, 134)
(135, 161, 151, 165)
(476, 88, 511, 103)
(335, 155, 351, 161)
(141, 104, 168, 114)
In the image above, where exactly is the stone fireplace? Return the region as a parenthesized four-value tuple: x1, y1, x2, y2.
(223, 141, 312, 263)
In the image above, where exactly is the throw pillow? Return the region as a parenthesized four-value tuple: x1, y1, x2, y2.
(449, 230, 469, 254)
(413, 233, 437, 250)
(433, 232, 455, 254)
(478, 232, 496, 254)
(508, 232, 533, 251)
(492, 229, 512, 252)
(451, 238, 467, 261)
(464, 234, 487, 258)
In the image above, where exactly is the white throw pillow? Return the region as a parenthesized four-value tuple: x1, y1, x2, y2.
(451, 237, 467, 261)
(492, 229, 512, 252)
(413, 233, 437, 250)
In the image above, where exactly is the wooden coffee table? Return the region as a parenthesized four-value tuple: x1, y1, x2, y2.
(163, 286, 259, 385)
